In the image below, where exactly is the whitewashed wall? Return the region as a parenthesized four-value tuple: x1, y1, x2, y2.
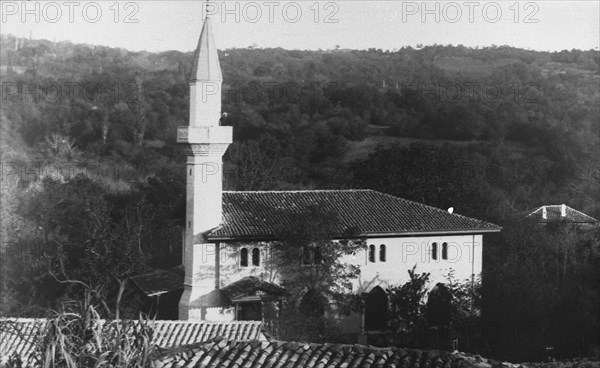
(342, 234, 483, 293)
(218, 242, 276, 287)
(214, 234, 482, 293)
(185, 234, 483, 322)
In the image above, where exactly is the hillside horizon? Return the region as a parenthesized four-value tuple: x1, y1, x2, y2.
(2, 33, 600, 55)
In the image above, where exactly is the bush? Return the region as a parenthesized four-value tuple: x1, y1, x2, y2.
(28, 299, 155, 368)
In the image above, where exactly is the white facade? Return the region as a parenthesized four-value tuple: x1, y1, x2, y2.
(189, 235, 483, 332)
(347, 234, 483, 292)
(204, 234, 482, 295)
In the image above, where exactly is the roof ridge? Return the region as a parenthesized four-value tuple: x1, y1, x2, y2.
(565, 205, 598, 222)
(527, 206, 543, 214)
(568, 207, 599, 221)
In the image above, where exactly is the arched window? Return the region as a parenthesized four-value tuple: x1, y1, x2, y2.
(365, 286, 388, 331)
(252, 247, 260, 266)
(240, 248, 248, 267)
(302, 247, 311, 265)
(431, 242, 438, 260)
(379, 244, 386, 262)
(442, 242, 448, 260)
(368, 244, 376, 263)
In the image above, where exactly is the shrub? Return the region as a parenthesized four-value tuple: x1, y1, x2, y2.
(31, 300, 155, 368)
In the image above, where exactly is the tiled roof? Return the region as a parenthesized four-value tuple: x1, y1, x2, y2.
(527, 205, 599, 224)
(132, 267, 184, 297)
(221, 277, 289, 302)
(209, 190, 501, 240)
(132, 273, 289, 306)
(0, 319, 267, 365)
(151, 320, 267, 348)
(154, 338, 516, 368)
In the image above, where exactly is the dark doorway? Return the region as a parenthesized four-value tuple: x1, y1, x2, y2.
(426, 283, 452, 326)
(237, 302, 262, 321)
(299, 289, 327, 318)
(365, 286, 388, 331)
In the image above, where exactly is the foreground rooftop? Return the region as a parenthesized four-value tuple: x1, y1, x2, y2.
(0, 318, 267, 365)
(155, 337, 519, 368)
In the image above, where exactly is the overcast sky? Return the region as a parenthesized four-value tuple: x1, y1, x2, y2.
(2, 1, 599, 52)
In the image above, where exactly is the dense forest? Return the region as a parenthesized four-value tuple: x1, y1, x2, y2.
(0, 34, 598, 361)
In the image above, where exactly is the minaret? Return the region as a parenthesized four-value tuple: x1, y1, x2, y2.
(178, 13, 232, 320)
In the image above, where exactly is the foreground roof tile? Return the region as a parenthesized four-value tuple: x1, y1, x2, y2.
(154, 338, 519, 368)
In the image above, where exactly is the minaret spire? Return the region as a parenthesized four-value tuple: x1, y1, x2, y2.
(188, 10, 222, 126)
(178, 8, 232, 320)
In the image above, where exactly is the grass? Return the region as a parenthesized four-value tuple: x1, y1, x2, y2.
(5, 303, 156, 368)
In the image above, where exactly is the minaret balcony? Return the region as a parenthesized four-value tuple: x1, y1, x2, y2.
(177, 126, 232, 145)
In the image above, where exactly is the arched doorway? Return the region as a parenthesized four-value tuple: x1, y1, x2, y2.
(299, 289, 327, 318)
(365, 286, 388, 331)
(426, 283, 452, 326)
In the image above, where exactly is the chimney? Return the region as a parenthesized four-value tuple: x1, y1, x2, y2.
(178, 14, 232, 321)
(561, 204, 566, 217)
(542, 206, 547, 219)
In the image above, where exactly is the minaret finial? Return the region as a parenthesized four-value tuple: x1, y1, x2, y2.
(205, 0, 210, 19)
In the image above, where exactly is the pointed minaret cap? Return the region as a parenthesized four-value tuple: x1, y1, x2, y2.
(189, 16, 222, 83)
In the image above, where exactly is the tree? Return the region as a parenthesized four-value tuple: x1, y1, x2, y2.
(482, 218, 600, 360)
(443, 270, 482, 324)
(18, 175, 150, 319)
(128, 76, 149, 147)
(224, 139, 277, 190)
(387, 266, 430, 335)
(266, 205, 365, 342)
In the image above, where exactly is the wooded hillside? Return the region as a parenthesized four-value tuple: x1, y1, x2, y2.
(1, 34, 598, 361)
